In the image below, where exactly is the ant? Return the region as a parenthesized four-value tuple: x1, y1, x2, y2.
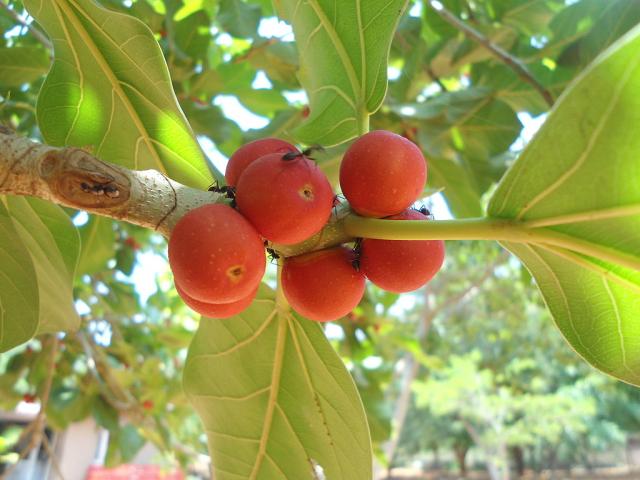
(264, 240, 281, 264)
(351, 238, 363, 272)
(266, 247, 281, 264)
(208, 182, 237, 207)
(282, 145, 325, 162)
(417, 205, 434, 220)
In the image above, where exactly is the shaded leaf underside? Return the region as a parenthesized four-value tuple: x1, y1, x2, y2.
(488, 25, 640, 385)
(184, 288, 372, 480)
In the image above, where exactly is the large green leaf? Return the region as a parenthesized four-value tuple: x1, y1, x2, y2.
(24, 0, 219, 187)
(5, 197, 80, 334)
(77, 216, 115, 276)
(0, 199, 39, 352)
(488, 25, 640, 385)
(0, 47, 50, 87)
(277, 0, 409, 145)
(184, 286, 372, 479)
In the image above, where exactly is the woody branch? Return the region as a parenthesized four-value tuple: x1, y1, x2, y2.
(0, 126, 220, 236)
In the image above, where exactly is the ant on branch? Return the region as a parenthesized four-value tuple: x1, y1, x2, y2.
(208, 182, 237, 208)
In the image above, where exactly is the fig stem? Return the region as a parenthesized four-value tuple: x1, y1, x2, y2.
(344, 215, 640, 272)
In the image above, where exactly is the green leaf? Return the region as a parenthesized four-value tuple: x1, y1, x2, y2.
(119, 424, 146, 462)
(0, 47, 50, 87)
(488, 25, 640, 385)
(217, 0, 261, 38)
(278, 0, 409, 146)
(115, 246, 135, 276)
(0, 199, 39, 353)
(77, 216, 115, 276)
(396, 89, 521, 162)
(5, 197, 80, 334)
(425, 156, 483, 218)
(24, 0, 219, 187)
(247, 41, 299, 88)
(174, 10, 211, 60)
(184, 286, 372, 479)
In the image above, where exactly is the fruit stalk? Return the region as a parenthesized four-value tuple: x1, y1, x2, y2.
(344, 216, 524, 241)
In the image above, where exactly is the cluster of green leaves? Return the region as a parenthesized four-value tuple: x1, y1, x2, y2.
(0, 0, 639, 478)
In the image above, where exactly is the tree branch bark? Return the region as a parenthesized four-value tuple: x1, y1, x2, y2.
(426, 0, 554, 108)
(0, 126, 220, 237)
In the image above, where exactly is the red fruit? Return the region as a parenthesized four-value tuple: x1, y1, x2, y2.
(235, 153, 334, 245)
(176, 283, 257, 318)
(168, 204, 265, 303)
(124, 237, 140, 250)
(23, 393, 36, 403)
(282, 246, 365, 322)
(360, 209, 445, 293)
(142, 400, 154, 410)
(340, 130, 427, 217)
(225, 138, 298, 186)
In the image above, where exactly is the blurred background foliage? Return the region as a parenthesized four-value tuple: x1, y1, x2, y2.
(1, 0, 639, 477)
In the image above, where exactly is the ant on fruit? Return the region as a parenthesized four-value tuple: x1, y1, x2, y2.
(416, 205, 434, 220)
(281, 145, 325, 162)
(351, 238, 363, 272)
(263, 240, 281, 264)
(208, 182, 237, 208)
(266, 248, 280, 264)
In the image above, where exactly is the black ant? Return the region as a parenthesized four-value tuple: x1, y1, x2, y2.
(208, 182, 237, 207)
(351, 238, 362, 272)
(266, 247, 280, 264)
(416, 205, 434, 220)
(281, 145, 325, 162)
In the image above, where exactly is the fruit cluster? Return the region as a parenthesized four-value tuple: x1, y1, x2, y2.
(168, 131, 444, 321)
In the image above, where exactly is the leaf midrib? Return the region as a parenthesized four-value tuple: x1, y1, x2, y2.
(249, 314, 287, 479)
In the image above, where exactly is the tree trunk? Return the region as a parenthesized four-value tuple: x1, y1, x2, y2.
(486, 443, 510, 480)
(510, 446, 525, 477)
(433, 445, 440, 470)
(454, 444, 468, 477)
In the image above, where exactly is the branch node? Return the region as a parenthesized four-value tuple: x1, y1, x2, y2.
(41, 149, 131, 209)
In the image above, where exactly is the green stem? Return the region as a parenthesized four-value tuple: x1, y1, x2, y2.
(359, 111, 370, 136)
(344, 216, 526, 241)
(344, 215, 640, 272)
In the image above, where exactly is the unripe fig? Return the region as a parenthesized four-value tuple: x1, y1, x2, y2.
(360, 209, 444, 292)
(176, 284, 257, 318)
(225, 138, 298, 186)
(168, 204, 265, 303)
(282, 246, 365, 322)
(339, 130, 427, 217)
(235, 152, 334, 245)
